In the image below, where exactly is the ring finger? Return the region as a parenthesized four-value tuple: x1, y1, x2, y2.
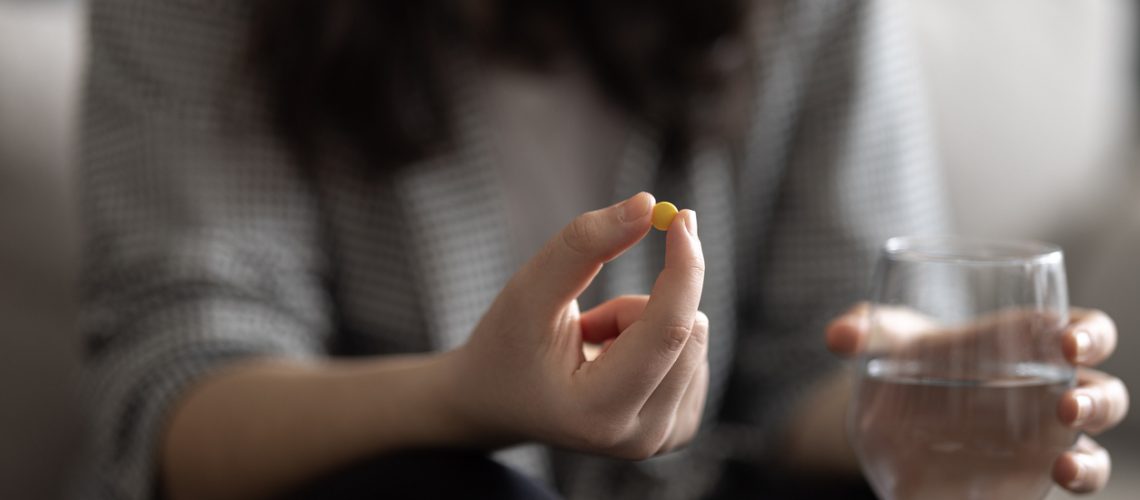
(1053, 435, 1111, 493)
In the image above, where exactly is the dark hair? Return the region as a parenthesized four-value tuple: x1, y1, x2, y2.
(251, 0, 754, 172)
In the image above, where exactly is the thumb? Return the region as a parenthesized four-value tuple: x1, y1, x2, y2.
(511, 192, 654, 316)
(825, 303, 870, 357)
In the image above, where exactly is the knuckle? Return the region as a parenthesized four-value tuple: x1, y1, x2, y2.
(689, 326, 709, 349)
(645, 421, 674, 456)
(676, 421, 699, 448)
(562, 215, 600, 257)
(693, 311, 710, 327)
(583, 413, 672, 461)
(583, 426, 623, 451)
(683, 263, 707, 284)
(690, 312, 710, 347)
(690, 255, 707, 274)
(629, 441, 660, 461)
(576, 413, 631, 451)
(617, 432, 665, 461)
(662, 263, 705, 286)
(662, 324, 692, 353)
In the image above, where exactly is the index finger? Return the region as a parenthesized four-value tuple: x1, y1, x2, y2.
(583, 210, 704, 407)
(1062, 308, 1117, 366)
(511, 192, 654, 316)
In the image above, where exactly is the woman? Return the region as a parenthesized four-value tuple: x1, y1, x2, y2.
(79, 0, 1128, 499)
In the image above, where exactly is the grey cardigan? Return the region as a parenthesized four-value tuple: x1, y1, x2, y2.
(79, 0, 947, 498)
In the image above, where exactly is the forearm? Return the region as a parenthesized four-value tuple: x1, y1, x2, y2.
(782, 368, 860, 475)
(161, 350, 499, 500)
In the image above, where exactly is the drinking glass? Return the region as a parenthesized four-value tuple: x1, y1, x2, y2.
(849, 236, 1077, 500)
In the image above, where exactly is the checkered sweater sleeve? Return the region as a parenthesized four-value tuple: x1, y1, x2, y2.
(79, 2, 332, 498)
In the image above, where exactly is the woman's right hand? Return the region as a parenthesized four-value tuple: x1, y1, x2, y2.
(446, 192, 709, 459)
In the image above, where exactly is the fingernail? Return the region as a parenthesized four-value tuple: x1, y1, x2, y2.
(685, 210, 698, 237)
(1068, 454, 1091, 490)
(618, 192, 652, 223)
(1073, 330, 1092, 363)
(1072, 394, 1093, 427)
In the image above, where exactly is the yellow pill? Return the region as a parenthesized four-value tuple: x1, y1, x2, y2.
(651, 201, 679, 231)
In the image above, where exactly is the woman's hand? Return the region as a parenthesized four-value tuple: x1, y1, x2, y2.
(827, 305, 1129, 493)
(158, 192, 704, 499)
(447, 192, 709, 459)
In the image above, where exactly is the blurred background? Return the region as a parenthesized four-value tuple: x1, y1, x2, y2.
(0, 0, 1135, 498)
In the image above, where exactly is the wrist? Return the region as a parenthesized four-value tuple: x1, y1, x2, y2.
(783, 369, 858, 473)
(425, 349, 481, 446)
(345, 351, 480, 451)
(431, 347, 525, 449)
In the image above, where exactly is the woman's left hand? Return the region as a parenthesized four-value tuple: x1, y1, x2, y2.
(827, 306, 1130, 493)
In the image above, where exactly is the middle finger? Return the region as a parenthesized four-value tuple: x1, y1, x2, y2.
(659, 354, 709, 454)
(640, 311, 709, 421)
(1057, 367, 1129, 435)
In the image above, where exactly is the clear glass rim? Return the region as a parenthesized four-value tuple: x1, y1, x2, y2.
(882, 236, 1063, 265)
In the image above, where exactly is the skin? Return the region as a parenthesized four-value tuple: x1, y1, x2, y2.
(162, 192, 709, 499)
(823, 304, 1129, 494)
(162, 191, 1127, 498)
